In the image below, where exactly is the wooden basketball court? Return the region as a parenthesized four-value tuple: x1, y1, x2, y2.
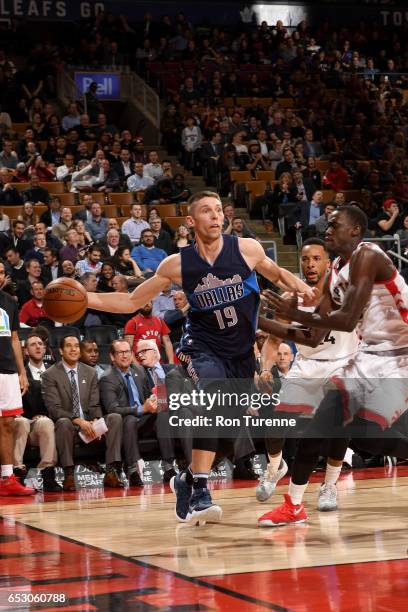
(1, 467, 407, 611)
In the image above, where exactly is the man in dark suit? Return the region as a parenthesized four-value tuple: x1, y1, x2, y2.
(99, 339, 178, 485)
(39, 196, 62, 228)
(42, 335, 123, 491)
(201, 132, 223, 186)
(22, 173, 50, 205)
(13, 332, 61, 492)
(114, 149, 135, 190)
(0, 220, 33, 258)
(136, 339, 192, 476)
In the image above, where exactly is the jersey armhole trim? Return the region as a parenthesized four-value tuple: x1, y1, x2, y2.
(374, 269, 398, 285)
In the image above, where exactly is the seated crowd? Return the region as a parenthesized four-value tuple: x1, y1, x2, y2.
(1, 8, 408, 492)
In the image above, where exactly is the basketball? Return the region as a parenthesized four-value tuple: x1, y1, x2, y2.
(43, 278, 88, 324)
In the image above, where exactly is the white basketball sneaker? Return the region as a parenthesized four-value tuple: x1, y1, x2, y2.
(256, 459, 288, 502)
(317, 483, 338, 511)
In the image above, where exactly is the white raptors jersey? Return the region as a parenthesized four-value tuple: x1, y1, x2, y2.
(296, 304, 359, 360)
(330, 242, 408, 352)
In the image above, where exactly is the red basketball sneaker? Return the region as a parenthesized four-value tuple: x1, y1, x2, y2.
(0, 475, 35, 496)
(258, 494, 308, 527)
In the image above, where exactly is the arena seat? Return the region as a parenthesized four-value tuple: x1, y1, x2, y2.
(84, 325, 119, 345)
(343, 190, 362, 202)
(12, 123, 28, 134)
(103, 204, 118, 218)
(1, 205, 24, 219)
(322, 189, 335, 203)
(165, 216, 186, 230)
(256, 170, 276, 182)
(48, 327, 81, 349)
(40, 182, 65, 194)
(17, 327, 36, 343)
(245, 180, 267, 210)
(12, 182, 30, 192)
(109, 193, 134, 207)
(155, 204, 177, 217)
(230, 171, 252, 185)
(54, 193, 77, 207)
(316, 160, 330, 172)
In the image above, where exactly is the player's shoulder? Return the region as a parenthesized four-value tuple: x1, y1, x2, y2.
(237, 236, 263, 254)
(350, 241, 383, 263)
(158, 252, 181, 272)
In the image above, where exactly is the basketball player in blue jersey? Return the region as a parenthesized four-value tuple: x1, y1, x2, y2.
(88, 191, 313, 524)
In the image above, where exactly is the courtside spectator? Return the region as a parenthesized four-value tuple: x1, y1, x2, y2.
(42, 335, 123, 491)
(80, 340, 107, 380)
(13, 334, 61, 492)
(124, 301, 174, 364)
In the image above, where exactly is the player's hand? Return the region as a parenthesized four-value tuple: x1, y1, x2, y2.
(300, 286, 320, 307)
(259, 294, 275, 317)
(19, 372, 29, 396)
(262, 289, 298, 319)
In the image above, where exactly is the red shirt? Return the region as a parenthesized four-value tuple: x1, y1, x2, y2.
(19, 300, 51, 327)
(323, 167, 349, 192)
(124, 314, 170, 354)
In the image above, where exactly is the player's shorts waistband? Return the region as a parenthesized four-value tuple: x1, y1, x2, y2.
(362, 347, 408, 357)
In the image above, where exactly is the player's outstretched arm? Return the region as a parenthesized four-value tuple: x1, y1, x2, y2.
(240, 238, 313, 297)
(266, 249, 378, 332)
(258, 285, 332, 347)
(87, 254, 180, 314)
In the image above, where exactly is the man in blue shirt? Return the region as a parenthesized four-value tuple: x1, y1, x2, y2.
(131, 228, 167, 276)
(99, 339, 157, 487)
(85, 202, 109, 242)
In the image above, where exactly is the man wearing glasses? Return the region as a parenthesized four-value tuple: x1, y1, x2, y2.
(100, 339, 162, 487)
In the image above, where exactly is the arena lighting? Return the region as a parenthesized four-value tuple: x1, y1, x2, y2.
(241, 3, 309, 26)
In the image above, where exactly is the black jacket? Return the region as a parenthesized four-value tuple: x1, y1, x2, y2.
(23, 363, 50, 419)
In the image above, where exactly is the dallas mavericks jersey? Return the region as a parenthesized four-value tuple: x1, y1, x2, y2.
(330, 242, 408, 351)
(180, 235, 260, 358)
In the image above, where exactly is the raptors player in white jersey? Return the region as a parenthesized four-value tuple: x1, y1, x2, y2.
(260, 205, 408, 526)
(256, 238, 359, 514)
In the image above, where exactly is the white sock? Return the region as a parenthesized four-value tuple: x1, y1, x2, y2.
(267, 452, 282, 474)
(1, 465, 13, 478)
(325, 463, 342, 486)
(288, 480, 308, 505)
